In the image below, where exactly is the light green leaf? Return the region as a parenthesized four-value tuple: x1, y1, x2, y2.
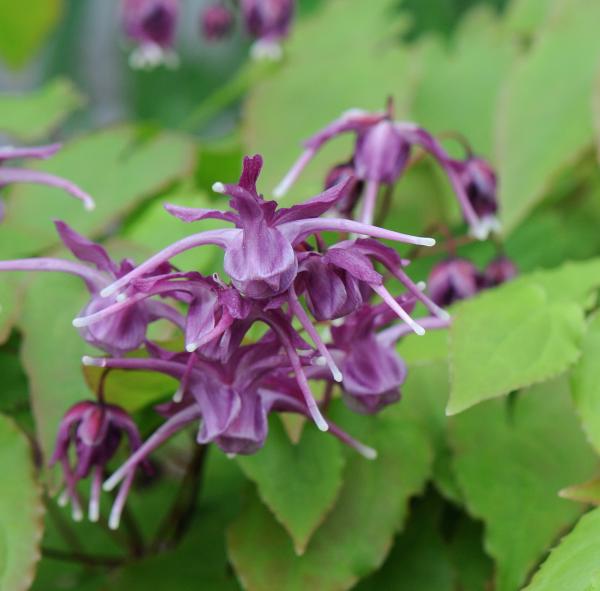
(243, 0, 418, 198)
(0, 413, 45, 591)
(0, 0, 63, 68)
(0, 78, 84, 142)
(19, 272, 88, 464)
(571, 312, 600, 454)
(0, 126, 196, 259)
(502, 0, 555, 37)
(236, 417, 345, 555)
(450, 378, 597, 591)
(227, 402, 432, 591)
(523, 507, 600, 591)
(0, 279, 22, 345)
(412, 8, 517, 157)
(496, 0, 600, 232)
(448, 282, 585, 415)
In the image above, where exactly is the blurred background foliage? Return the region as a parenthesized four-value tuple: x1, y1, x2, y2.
(1, 0, 600, 590)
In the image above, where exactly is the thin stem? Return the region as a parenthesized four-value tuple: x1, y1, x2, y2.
(151, 443, 209, 552)
(42, 547, 127, 568)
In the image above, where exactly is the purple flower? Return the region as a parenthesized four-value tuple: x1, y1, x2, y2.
(274, 100, 492, 238)
(427, 258, 481, 307)
(450, 156, 500, 238)
(0, 221, 183, 355)
(482, 255, 517, 288)
(324, 160, 364, 216)
(201, 4, 235, 41)
(97, 155, 435, 301)
(0, 143, 95, 218)
(122, 0, 179, 69)
(240, 0, 295, 59)
(50, 399, 147, 529)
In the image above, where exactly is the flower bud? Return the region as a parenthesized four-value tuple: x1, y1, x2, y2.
(427, 258, 481, 307)
(201, 4, 234, 42)
(483, 256, 517, 288)
(325, 161, 363, 215)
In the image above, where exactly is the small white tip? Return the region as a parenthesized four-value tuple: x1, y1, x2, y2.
(413, 324, 426, 336)
(315, 414, 329, 432)
(437, 308, 451, 321)
(57, 490, 69, 507)
(273, 184, 286, 198)
(72, 506, 83, 522)
(226, 453, 237, 460)
(108, 512, 120, 530)
(72, 317, 85, 328)
(116, 293, 127, 303)
(103, 476, 118, 492)
(84, 201, 96, 212)
(212, 182, 225, 194)
(100, 286, 115, 298)
(88, 501, 100, 523)
(82, 355, 104, 367)
(357, 444, 378, 460)
(332, 367, 343, 383)
(419, 237, 436, 247)
(185, 343, 198, 353)
(173, 388, 184, 403)
(416, 281, 427, 291)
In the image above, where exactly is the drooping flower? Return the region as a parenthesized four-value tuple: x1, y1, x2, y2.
(274, 99, 493, 238)
(482, 255, 517, 288)
(240, 0, 295, 59)
(201, 4, 235, 41)
(427, 257, 481, 307)
(97, 155, 435, 302)
(50, 398, 148, 529)
(449, 155, 500, 238)
(122, 0, 179, 69)
(0, 221, 183, 355)
(324, 160, 364, 216)
(0, 143, 95, 219)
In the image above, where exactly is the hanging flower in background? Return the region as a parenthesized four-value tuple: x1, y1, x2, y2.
(201, 3, 235, 42)
(0, 143, 94, 221)
(122, 0, 180, 69)
(240, 0, 295, 60)
(275, 99, 501, 239)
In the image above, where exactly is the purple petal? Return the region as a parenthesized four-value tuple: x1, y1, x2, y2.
(55, 221, 117, 274)
(324, 245, 382, 284)
(0, 143, 61, 162)
(164, 203, 238, 224)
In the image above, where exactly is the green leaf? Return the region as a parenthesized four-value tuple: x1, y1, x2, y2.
(227, 402, 432, 591)
(0, 0, 63, 68)
(403, 361, 462, 503)
(243, 0, 418, 198)
(448, 281, 585, 415)
(236, 417, 345, 555)
(0, 126, 196, 259)
(0, 78, 84, 142)
(354, 493, 454, 591)
(0, 279, 22, 345)
(496, 0, 600, 232)
(523, 507, 600, 591)
(571, 313, 600, 454)
(0, 413, 44, 591)
(19, 272, 89, 464)
(502, 0, 554, 37)
(450, 378, 597, 591)
(412, 8, 517, 157)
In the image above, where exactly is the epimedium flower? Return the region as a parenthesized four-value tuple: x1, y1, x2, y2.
(82, 339, 379, 498)
(274, 99, 494, 239)
(50, 397, 148, 529)
(0, 143, 95, 219)
(201, 4, 235, 42)
(97, 155, 435, 302)
(482, 255, 517, 288)
(427, 257, 481, 308)
(240, 0, 295, 60)
(122, 0, 180, 69)
(0, 221, 184, 355)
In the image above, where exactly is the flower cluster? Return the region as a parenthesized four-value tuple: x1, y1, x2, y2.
(0, 143, 94, 220)
(428, 255, 517, 308)
(122, 0, 296, 68)
(275, 99, 500, 240)
(0, 151, 451, 528)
